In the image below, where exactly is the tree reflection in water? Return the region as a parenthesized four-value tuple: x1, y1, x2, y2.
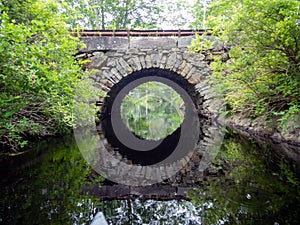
(120, 81, 184, 141)
(0, 131, 299, 224)
(188, 131, 300, 225)
(102, 199, 202, 225)
(0, 137, 103, 225)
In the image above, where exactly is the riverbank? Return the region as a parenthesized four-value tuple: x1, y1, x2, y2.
(221, 114, 300, 164)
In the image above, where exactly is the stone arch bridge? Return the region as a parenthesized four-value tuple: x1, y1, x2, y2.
(76, 30, 227, 116)
(75, 30, 228, 186)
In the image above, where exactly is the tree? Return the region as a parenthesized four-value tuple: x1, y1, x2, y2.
(191, 0, 300, 128)
(59, 0, 161, 29)
(0, 0, 93, 151)
(190, 0, 212, 30)
(156, 0, 195, 29)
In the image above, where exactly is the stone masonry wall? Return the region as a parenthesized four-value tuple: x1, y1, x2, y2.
(77, 35, 228, 117)
(76, 35, 229, 185)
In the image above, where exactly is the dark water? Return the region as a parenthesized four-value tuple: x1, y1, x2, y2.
(0, 130, 299, 225)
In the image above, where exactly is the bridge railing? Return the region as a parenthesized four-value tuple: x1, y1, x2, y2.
(70, 29, 211, 37)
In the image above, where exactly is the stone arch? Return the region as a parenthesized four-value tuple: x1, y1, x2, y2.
(89, 48, 212, 116)
(91, 47, 215, 160)
(76, 40, 226, 185)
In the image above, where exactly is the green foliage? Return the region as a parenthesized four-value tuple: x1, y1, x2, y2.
(0, 0, 32, 24)
(190, 0, 212, 29)
(188, 33, 214, 52)
(191, 0, 300, 128)
(0, 0, 94, 151)
(155, 0, 195, 29)
(59, 0, 161, 29)
(121, 82, 184, 140)
(73, 76, 104, 127)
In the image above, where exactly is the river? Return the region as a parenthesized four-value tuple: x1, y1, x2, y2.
(1, 128, 299, 225)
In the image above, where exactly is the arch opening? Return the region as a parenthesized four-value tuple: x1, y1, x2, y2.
(100, 68, 202, 166)
(120, 81, 185, 141)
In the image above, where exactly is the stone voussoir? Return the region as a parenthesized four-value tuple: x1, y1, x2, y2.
(115, 61, 128, 77)
(111, 67, 123, 81)
(139, 55, 146, 68)
(89, 52, 108, 68)
(106, 58, 117, 67)
(159, 54, 168, 69)
(118, 57, 133, 74)
(102, 70, 118, 84)
(165, 52, 177, 70)
(145, 54, 152, 68)
(179, 62, 193, 77)
(151, 52, 163, 68)
(127, 56, 142, 71)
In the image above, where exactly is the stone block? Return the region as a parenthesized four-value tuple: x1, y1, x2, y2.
(178, 36, 196, 47)
(171, 47, 181, 51)
(111, 68, 122, 80)
(212, 40, 225, 51)
(76, 53, 88, 60)
(116, 62, 128, 76)
(186, 67, 197, 79)
(106, 58, 116, 67)
(80, 36, 129, 51)
(145, 55, 152, 68)
(139, 55, 146, 68)
(171, 54, 183, 72)
(188, 69, 202, 84)
(195, 82, 209, 91)
(151, 52, 163, 68)
(202, 67, 212, 76)
(200, 88, 210, 96)
(105, 51, 125, 57)
(160, 54, 168, 68)
(183, 52, 205, 63)
(165, 52, 177, 70)
(181, 63, 192, 77)
(177, 61, 192, 77)
(127, 56, 142, 71)
(102, 70, 117, 84)
(101, 85, 110, 92)
(126, 48, 140, 54)
(130, 37, 177, 49)
(118, 58, 133, 74)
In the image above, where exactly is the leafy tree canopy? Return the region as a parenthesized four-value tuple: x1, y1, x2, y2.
(190, 0, 212, 29)
(0, 0, 94, 151)
(191, 0, 300, 130)
(59, 0, 161, 29)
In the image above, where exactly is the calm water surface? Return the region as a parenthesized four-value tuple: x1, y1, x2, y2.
(0, 130, 299, 225)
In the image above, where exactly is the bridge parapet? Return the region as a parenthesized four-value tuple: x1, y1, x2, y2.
(79, 36, 196, 51)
